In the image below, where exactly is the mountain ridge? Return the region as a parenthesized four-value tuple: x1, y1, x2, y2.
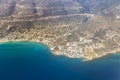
(0, 0, 120, 60)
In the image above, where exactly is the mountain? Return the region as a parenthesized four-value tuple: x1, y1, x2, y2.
(100, 1, 120, 19)
(0, 0, 84, 17)
(76, 0, 120, 13)
(0, 0, 120, 18)
(0, 0, 120, 60)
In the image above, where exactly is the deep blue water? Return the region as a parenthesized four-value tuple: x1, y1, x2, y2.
(0, 41, 120, 80)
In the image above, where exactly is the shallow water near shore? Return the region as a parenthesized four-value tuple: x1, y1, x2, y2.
(0, 41, 120, 80)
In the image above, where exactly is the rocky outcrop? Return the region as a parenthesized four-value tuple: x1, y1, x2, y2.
(0, 0, 84, 17)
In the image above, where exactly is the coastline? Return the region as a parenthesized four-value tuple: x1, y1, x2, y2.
(0, 15, 120, 61)
(0, 39, 119, 61)
(0, 39, 87, 61)
(0, 0, 120, 62)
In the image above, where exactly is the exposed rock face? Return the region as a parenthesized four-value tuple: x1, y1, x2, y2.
(0, 0, 120, 60)
(0, 0, 15, 17)
(76, 0, 120, 13)
(0, 0, 84, 17)
(100, 2, 120, 19)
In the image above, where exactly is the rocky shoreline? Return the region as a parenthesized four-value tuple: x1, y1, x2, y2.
(0, 0, 120, 60)
(0, 20, 120, 60)
(0, 38, 119, 61)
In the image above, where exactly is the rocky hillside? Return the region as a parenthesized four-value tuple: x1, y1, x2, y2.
(0, 0, 120, 18)
(0, 0, 84, 17)
(77, 0, 120, 13)
(0, 0, 120, 60)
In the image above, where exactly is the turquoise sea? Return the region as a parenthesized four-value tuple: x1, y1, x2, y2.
(0, 41, 120, 80)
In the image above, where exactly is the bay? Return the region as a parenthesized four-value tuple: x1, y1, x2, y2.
(0, 41, 120, 80)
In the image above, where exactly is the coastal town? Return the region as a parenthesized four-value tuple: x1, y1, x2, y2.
(0, 17, 120, 60)
(0, 0, 120, 60)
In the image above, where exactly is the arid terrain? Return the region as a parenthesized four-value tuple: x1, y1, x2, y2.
(0, 0, 120, 60)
